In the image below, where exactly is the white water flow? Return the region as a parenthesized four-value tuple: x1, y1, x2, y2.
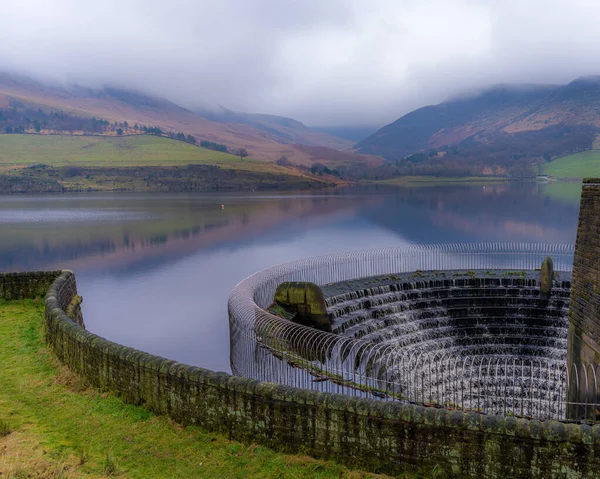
(322, 272, 571, 418)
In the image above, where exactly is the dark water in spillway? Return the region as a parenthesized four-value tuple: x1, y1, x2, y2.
(0, 181, 581, 372)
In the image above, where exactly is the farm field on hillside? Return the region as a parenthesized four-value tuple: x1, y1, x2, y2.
(544, 150, 600, 178)
(0, 134, 295, 176)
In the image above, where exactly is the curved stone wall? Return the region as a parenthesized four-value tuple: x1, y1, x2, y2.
(12, 270, 592, 478)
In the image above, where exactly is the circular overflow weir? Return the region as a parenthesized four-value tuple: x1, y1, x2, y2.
(228, 243, 600, 422)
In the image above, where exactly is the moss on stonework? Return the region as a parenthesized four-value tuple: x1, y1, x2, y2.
(273, 281, 331, 332)
(267, 303, 296, 321)
(540, 256, 554, 300)
(65, 294, 83, 320)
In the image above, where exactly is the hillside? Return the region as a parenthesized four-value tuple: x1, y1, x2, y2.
(0, 73, 371, 169)
(543, 150, 600, 178)
(0, 135, 334, 192)
(311, 125, 380, 142)
(356, 78, 600, 176)
(194, 105, 352, 149)
(0, 134, 247, 169)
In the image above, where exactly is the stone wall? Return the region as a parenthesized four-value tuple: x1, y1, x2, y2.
(568, 179, 600, 418)
(0, 271, 61, 300)
(34, 270, 599, 478)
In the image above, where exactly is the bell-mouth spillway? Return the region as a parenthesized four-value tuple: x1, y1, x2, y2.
(228, 243, 598, 422)
(324, 270, 570, 361)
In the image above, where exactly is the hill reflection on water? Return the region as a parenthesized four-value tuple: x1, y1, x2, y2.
(0, 182, 581, 371)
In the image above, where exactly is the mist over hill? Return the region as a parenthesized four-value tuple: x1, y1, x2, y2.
(5, 70, 600, 180)
(356, 78, 600, 176)
(311, 125, 380, 142)
(193, 104, 352, 149)
(0, 72, 377, 171)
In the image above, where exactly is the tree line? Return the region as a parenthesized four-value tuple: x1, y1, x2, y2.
(0, 104, 253, 157)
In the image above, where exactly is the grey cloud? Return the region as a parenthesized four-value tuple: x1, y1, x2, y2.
(1, 0, 600, 126)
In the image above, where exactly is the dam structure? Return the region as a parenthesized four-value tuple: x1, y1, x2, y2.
(229, 181, 600, 428)
(228, 243, 591, 420)
(20, 179, 600, 477)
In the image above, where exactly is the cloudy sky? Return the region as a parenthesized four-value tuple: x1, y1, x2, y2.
(2, 0, 600, 126)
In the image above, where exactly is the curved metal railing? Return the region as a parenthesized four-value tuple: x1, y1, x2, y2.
(227, 243, 600, 422)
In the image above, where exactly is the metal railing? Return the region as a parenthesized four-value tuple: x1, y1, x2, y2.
(227, 243, 600, 422)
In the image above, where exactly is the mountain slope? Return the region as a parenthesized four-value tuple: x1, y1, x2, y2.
(505, 77, 600, 132)
(355, 78, 600, 176)
(0, 134, 333, 192)
(0, 73, 368, 168)
(355, 85, 558, 159)
(194, 105, 352, 149)
(311, 125, 380, 142)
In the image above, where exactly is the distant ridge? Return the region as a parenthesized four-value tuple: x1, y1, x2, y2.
(0, 72, 374, 169)
(355, 78, 600, 176)
(356, 84, 558, 158)
(193, 104, 352, 149)
(311, 125, 380, 142)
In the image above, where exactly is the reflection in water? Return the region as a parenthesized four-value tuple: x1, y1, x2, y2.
(0, 192, 382, 272)
(361, 182, 579, 244)
(0, 182, 581, 371)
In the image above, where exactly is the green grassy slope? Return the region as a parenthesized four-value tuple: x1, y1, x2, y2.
(544, 150, 600, 178)
(0, 134, 294, 175)
(0, 300, 386, 478)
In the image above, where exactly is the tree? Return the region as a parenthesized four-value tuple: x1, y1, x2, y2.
(116, 128, 123, 136)
(310, 162, 328, 176)
(4, 126, 12, 134)
(237, 148, 249, 159)
(33, 120, 41, 132)
(186, 135, 197, 145)
(276, 155, 290, 166)
(200, 140, 228, 152)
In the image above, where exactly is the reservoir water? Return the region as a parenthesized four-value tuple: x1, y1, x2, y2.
(0, 182, 582, 372)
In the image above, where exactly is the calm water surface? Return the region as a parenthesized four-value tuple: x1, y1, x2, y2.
(0, 182, 582, 372)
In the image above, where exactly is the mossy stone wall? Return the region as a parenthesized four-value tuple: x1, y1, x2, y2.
(27, 270, 597, 477)
(568, 179, 600, 417)
(0, 271, 61, 301)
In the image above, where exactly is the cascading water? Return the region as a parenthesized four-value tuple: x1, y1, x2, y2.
(228, 244, 579, 421)
(321, 270, 571, 418)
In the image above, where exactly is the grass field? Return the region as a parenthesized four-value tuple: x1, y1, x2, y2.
(0, 134, 296, 176)
(543, 150, 600, 178)
(0, 300, 389, 478)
